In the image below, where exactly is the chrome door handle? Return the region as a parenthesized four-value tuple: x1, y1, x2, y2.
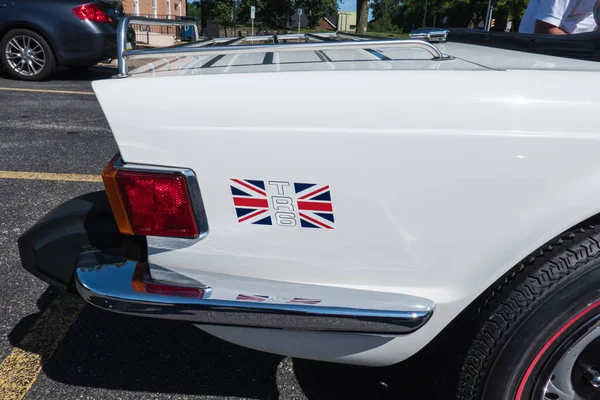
(0, 4, 7, 7)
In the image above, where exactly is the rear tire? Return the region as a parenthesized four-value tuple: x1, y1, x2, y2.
(0, 29, 56, 81)
(456, 225, 600, 400)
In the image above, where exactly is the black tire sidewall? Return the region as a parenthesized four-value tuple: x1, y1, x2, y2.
(481, 262, 600, 400)
(0, 29, 56, 81)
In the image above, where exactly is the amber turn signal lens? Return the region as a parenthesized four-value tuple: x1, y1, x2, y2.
(101, 154, 134, 235)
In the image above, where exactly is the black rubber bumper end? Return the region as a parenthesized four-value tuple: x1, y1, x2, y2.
(17, 190, 144, 290)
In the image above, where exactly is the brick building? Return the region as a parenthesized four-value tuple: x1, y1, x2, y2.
(121, 0, 187, 18)
(290, 14, 338, 31)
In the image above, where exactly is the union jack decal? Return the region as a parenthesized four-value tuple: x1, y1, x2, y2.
(294, 183, 335, 229)
(287, 297, 322, 305)
(230, 178, 272, 226)
(230, 178, 335, 229)
(236, 294, 269, 302)
(235, 294, 322, 305)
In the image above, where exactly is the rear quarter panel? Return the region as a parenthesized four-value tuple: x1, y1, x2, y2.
(92, 69, 600, 365)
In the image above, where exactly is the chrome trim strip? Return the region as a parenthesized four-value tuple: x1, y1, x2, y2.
(409, 30, 449, 43)
(75, 254, 434, 335)
(123, 39, 445, 62)
(334, 32, 367, 41)
(117, 16, 199, 77)
(112, 155, 209, 244)
(276, 33, 309, 40)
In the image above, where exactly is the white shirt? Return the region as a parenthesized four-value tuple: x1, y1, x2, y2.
(519, 0, 598, 34)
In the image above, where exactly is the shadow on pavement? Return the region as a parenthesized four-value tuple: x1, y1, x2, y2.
(8, 286, 61, 350)
(9, 287, 442, 399)
(293, 351, 440, 399)
(48, 65, 117, 81)
(0, 65, 116, 82)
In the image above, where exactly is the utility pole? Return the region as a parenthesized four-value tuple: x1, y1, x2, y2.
(484, 0, 492, 31)
(200, 0, 207, 35)
(232, 0, 237, 36)
(423, 0, 428, 27)
(250, 5, 255, 36)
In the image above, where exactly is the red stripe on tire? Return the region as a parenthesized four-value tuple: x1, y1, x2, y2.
(515, 298, 600, 400)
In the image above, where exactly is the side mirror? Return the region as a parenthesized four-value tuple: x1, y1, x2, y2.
(595, 0, 600, 26)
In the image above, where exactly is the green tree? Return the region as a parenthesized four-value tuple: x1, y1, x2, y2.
(237, 0, 290, 27)
(369, 14, 395, 31)
(431, 0, 471, 27)
(384, 0, 527, 32)
(495, 0, 528, 29)
(211, 0, 235, 35)
(187, 0, 201, 18)
(295, 0, 338, 27)
(370, 0, 402, 31)
(400, 0, 488, 29)
(371, 0, 401, 21)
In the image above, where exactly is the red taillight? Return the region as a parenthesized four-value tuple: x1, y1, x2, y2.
(101, 158, 200, 238)
(116, 171, 199, 238)
(72, 4, 113, 23)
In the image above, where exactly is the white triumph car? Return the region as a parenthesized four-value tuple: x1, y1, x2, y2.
(17, 14, 600, 400)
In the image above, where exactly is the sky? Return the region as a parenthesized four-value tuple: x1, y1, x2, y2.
(339, 0, 357, 12)
(338, 0, 373, 20)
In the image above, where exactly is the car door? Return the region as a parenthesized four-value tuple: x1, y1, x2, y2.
(0, 0, 14, 22)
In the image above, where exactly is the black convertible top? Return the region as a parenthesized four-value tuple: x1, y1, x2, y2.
(446, 28, 600, 62)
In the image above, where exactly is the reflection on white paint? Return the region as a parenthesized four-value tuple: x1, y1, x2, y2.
(485, 96, 593, 107)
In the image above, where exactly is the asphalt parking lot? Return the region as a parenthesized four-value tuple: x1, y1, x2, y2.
(0, 66, 440, 400)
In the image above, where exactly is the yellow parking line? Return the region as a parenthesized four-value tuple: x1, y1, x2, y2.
(0, 171, 102, 183)
(0, 87, 94, 96)
(0, 293, 85, 400)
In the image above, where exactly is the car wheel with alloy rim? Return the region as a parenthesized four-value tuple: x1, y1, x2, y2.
(522, 300, 600, 400)
(0, 29, 55, 81)
(456, 224, 600, 400)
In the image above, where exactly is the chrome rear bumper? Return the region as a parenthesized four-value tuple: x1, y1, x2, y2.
(75, 251, 434, 335)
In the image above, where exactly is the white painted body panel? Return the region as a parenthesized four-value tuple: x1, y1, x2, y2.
(92, 45, 600, 366)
